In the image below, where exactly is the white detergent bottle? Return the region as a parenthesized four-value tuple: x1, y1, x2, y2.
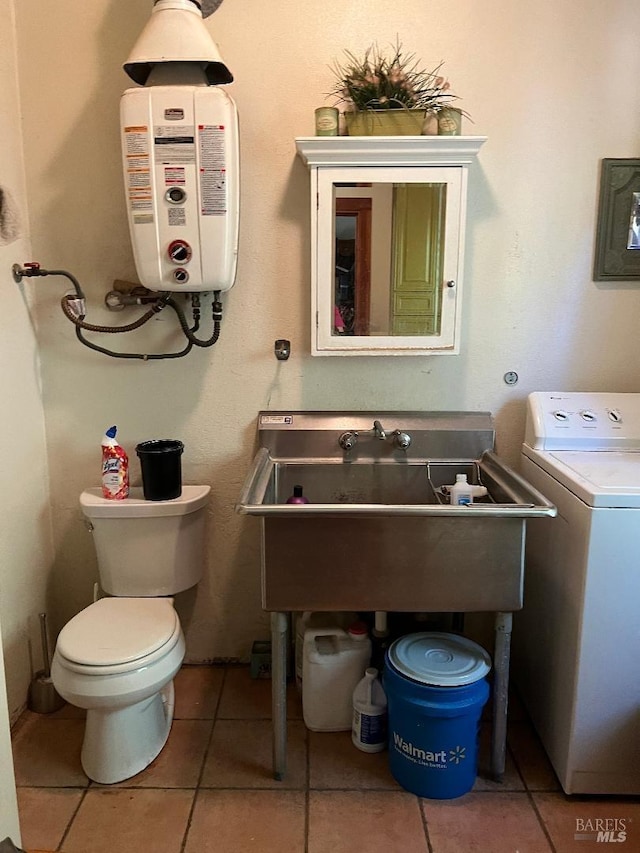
(449, 473, 473, 506)
(352, 667, 388, 753)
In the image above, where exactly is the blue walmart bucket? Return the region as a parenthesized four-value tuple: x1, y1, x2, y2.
(384, 632, 491, 799)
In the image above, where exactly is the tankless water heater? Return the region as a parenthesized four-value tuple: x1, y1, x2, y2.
(120, 0, 239, 293)
(120, 84, 239, 292)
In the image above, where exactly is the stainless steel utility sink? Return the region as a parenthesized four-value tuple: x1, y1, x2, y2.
(237, 411, 556, 612)
(236, 410, 556, 785)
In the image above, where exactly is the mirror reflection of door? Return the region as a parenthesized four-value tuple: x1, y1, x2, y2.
(335, 198, 371, 335)
(391, 184, 446, 336)
(332, 183, 446, 337)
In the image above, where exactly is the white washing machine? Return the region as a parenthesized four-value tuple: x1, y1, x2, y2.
(516, 391, 640, 795)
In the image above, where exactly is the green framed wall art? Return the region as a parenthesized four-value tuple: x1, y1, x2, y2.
(594, 158, 640, 281)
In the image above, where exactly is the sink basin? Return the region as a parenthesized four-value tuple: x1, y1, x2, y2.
(243, 455, 552, 515)
(236, 411, 556, 612)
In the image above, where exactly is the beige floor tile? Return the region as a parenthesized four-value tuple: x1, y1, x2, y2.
(422, 791, 553, 852)
(174, 664, 224, 719)
(17, 787, 85, 851)
(60, 788, 194, 853)
(508, 720, 561, 791)
(474, 721, 525, 791)
(184, 789, 305, 853)
(12, 717, 88, 787)
(42, 703, 86, 720)
(200, 718, 306, 788)
(95, 719, 212, 788)
(533, 792, 640, 853)
(308, 790, 428, 853)
(216, 666, 302, 719)
(309, 731, 400, 790)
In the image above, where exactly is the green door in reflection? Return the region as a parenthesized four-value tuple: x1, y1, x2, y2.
(391, 184, 446, 336)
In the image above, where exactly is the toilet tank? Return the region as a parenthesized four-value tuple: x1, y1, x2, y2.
(80, 485, 210, 596)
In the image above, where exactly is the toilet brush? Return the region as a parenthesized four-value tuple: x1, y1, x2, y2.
(28, 612, 65, 714)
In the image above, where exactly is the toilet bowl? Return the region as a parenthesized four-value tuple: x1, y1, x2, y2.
(52, 484, 210, 784)
(52, 597, 186, 784)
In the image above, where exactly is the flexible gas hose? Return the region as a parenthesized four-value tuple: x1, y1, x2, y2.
(61, 293, 169, 332)
(14, 263, 222, 359)
(165, 291, 222, 347)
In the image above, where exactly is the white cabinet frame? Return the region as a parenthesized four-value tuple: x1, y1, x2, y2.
(295, 136, 486, 356)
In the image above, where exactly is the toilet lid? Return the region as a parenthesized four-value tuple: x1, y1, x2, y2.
(57, 598, 179, 666)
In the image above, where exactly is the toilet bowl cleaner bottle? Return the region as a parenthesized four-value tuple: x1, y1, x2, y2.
(101, 426, 129, 500)
(352, 667, 388, 753)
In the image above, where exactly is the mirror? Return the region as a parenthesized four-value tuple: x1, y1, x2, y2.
(333, 183, 446, 338)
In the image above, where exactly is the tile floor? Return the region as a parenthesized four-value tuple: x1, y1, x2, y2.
(11, 665, 640, 853)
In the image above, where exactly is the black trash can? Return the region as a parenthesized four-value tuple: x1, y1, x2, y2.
(136, 439, 184, 501)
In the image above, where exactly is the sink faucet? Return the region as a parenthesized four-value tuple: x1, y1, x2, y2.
(338, 420, 412, 451)
(373, 420, 387, 440)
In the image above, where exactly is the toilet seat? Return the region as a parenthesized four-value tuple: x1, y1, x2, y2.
(56, 597, 181, 675)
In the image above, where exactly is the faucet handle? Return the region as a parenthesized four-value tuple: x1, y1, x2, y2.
(339, 431, 358, 451)
(392, 430, 412, 450)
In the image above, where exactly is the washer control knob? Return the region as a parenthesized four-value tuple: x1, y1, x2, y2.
(168, 240, 192, 265)
(553, 410, 569, 421)
(608, 409, 623, 423)
(580, 410, 596, 422)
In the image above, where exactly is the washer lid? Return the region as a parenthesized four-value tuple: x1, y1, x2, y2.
(57, 598, 179, 666)
(523, 448, 640, 508)
(388, 632, 491, 687)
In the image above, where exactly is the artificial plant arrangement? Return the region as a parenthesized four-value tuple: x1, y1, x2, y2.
(329, 41, 466, 117)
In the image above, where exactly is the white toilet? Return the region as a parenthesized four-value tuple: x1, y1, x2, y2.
(51, 484, 210, 784)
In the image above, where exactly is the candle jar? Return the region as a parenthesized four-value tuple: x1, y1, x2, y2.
(315, 107, 339, 136)
(437, 108, 462, 136)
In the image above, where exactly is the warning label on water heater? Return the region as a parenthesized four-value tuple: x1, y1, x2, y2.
(198, 125, 226, 216)
(123, 125, 153, 215)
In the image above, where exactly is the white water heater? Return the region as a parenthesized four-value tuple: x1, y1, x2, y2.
(120, 0, 239, 293)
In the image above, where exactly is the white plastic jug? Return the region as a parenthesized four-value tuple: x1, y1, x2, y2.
(302, 621, 372, 732)
(352, 667, 388, 753)
(294, 611, 357, 694)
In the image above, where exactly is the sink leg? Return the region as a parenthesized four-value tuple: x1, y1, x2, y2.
(491, 611, 512, 782)
(271, 611, 288, 781)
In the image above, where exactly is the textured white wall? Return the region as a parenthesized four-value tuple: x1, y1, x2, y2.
(0, 0, 52, 840)
(12, 0, 640, 661)
(0, 1, 54, 712)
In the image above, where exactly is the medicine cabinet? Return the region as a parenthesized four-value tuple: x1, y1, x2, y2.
(295, 136, 486, 356)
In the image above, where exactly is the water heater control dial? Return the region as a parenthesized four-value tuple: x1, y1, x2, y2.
(168, 240, 192, 265)
(173, 268, 190, 284)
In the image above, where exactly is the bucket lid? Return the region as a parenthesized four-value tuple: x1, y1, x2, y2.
(387, 632, 491, 687)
